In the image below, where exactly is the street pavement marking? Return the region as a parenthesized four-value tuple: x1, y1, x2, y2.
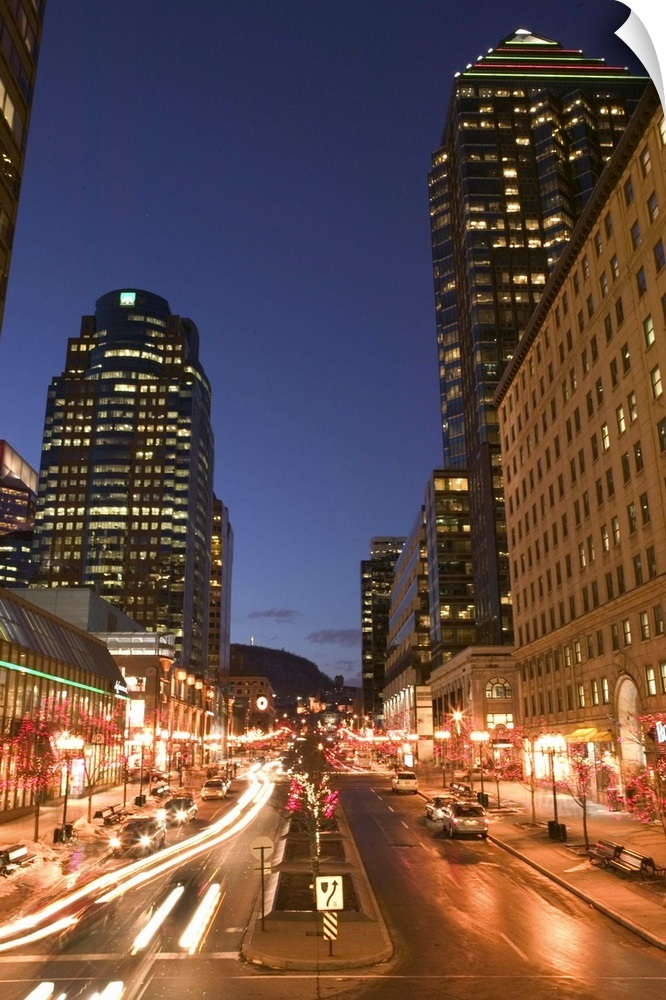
(500, 931, 529, 963)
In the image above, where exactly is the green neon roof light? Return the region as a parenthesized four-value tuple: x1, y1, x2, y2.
(0, 657, 129, 699)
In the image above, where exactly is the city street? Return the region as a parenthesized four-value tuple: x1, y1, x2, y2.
(0, 772, 665, 999)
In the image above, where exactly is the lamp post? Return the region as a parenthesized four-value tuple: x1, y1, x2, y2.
(55, 732, 84, 841)
(135, 731, 152, 806)
(435, 730, 451, 787)
(537, 733, 566, 835)
(470, 731, 490, 800)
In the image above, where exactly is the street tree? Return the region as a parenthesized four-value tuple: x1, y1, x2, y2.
(5, 716, 59, 841)
(283, 733, 339, 881)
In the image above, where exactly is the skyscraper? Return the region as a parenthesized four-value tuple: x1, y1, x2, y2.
(0, 439, 37, 585)
(429, 28, 648, 645)
(361, 536, 404, 723)
(0, 1, 45, 336)
(208, 494, 233, 676)
(31, 289, 215, 671)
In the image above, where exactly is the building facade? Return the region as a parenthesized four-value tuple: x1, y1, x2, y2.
(429, 28, 648, 644)
(31, 289, 215, 671)
(495, 84, 666, 795)
(208, 495, 233, 676)
(0, 440, 36, 585)
(0, 585, 128, 819)
(0, 0, 45, 336)
(383, 471, 476, 762)
(360, 536, 405, 725)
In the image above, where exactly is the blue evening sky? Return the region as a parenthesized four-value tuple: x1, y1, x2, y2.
(0, 1, 647, 683)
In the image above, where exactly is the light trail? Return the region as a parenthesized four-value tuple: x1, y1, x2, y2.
(178, 883, 222, 954)
(0, 769, 274, 952)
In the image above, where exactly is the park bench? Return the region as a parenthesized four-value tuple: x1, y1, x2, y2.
(587, 839, 623, 867)
(93, 803, 126, 826)
(610, 848, 664, 878)
(449, 781, 473, 797)
(0, 843, 35, 876)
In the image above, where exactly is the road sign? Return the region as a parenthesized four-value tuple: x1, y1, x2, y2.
(322, 910, 338, 940)
(250, 836, 274, 861)
(315, 875, 344, 911)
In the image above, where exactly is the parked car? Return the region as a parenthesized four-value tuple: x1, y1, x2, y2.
(159, 795, 198, 826)
(109, 816, 167, 855)
(200, 777, 230, 801)
(391, 771, 418, 794)
(440, 800, 489, 839)
(425, 795, 454, 821)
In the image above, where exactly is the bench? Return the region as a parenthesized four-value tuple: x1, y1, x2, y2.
(610, 848, 664, 878)
(93, 803, 126, 826)
(0, 844, 35, 876)
(588, 839, 624, 867)
(450, 781, 473, 797)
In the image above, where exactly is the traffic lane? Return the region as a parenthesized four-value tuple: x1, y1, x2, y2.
(342, 775, 666, 998)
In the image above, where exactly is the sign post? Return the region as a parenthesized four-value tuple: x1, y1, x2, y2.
(250, 836, 274, 932)
(315, 875, 344, 956)
(322, 911, 338, 955)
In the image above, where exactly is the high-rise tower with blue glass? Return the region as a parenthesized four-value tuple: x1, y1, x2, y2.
(32, 289, 215, 671)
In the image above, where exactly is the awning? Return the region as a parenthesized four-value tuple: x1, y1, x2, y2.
(566, 728, 597, 742)
(566, 727, 613, 743)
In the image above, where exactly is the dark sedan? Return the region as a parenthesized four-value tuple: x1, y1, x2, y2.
(159, 795, 198, 826)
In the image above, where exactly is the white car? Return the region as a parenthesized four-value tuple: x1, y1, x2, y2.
(391, 771, 418, 794)
(200, 777, 230, 800)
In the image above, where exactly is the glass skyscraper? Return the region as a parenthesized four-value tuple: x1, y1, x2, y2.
(31, 289, 215, 671)
(0, 1, 45, 336)
(361, 536, 405, 723)
(429, 29, 648, 645)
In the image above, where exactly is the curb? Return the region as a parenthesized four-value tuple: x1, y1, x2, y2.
(488, 832, 666, 952)
(241, 800, 393, 970)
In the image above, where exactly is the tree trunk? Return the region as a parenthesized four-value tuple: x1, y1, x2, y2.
(582, 797, 589, 850)
(33, 797, 40, 842)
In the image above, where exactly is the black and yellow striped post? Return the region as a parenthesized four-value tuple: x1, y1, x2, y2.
(322, 910, 338, 956)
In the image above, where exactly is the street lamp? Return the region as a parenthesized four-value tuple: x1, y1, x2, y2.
(470, 731, 490, 800)
(55, 732, 85, 842)
(135, 731, 152, 806)
(435, 730, 451, 786)
(537, 733, 567, 836)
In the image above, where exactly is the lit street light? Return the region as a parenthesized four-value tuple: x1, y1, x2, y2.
(470, 731, 490, 801)
(434, 730, 451, 786)
(536, 733, 567, 838)
(54, 732, 85, 842)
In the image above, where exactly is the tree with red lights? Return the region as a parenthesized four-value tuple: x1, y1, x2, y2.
(623, 714, 666, 837)
(284, 733, 340, 879)
(77, 709, 125, 823)
(5, 716, 58, 841)
(561, 744, 595, 850)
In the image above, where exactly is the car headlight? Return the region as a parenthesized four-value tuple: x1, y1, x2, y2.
(176, 810, 186, 821)
(140, 836, 151, 847)
(109, 836, 121, 850)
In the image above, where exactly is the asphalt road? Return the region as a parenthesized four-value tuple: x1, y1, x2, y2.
(3, 772, 666, 1000)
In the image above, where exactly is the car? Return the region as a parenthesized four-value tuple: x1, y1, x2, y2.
(440, 800, 489, 839)
(109, 816, 167, 855)
(425, 795, 455, 821)
(200, 777, 230, 801)
(391, 771, 418, 794)
(159, 795, 198, 826)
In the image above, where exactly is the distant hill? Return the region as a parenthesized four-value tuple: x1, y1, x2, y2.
(229, 643, 335, 700)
